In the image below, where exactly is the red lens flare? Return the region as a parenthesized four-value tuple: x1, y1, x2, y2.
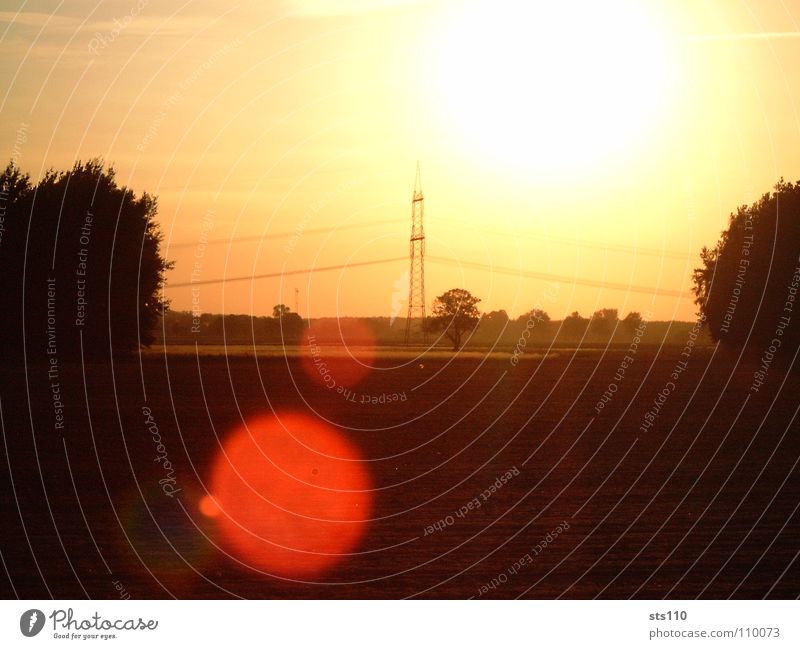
(202, 413, 372, 579)
(300, 319, 376, 389)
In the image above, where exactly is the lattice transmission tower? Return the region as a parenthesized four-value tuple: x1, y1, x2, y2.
(404, 162, 427, 345)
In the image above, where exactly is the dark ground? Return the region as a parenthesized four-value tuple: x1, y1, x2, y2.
(1, 346, 798, 599)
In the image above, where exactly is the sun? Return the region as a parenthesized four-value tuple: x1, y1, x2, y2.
(433, 0, 673, 174)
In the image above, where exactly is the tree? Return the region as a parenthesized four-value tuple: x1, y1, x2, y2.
(519, 308, 550, 325)
(480, 309, 510, 339)
(279, 312, 304, 344)
(622, 311, 643, 332)
(272, 304, 303, 343)
(482, 309, 509, 325)
(560, 311, 589, 339)
(693, 179, 800, 356)
(0, 159, 172, 360)
(589, 308, 619, 338)
(431, 288, 481, 350)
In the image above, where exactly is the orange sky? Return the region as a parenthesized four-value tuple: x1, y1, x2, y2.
(3, 0, 800, 320)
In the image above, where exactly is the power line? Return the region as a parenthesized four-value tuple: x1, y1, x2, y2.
(426, 256, 691, 298)
(166, 216, 691, 260)
(164, 253, 691, 298)
(165, 256, 407, 288)
(166, 218, 404, 249)
(430, 217, 692, 261)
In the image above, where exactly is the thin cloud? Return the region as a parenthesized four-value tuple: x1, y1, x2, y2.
(0, 10, 238, 38)
(0, 11, 244, 62)
(82, 15, 234, 38)
(0, 11, 79, 29)
(687, 31, 800, 42)
(283, 0, 420, 17)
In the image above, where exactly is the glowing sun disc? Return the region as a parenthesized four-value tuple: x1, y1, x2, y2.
(435, 0, 673, 172)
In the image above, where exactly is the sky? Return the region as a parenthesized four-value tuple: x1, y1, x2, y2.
(2, 0, 800, 320)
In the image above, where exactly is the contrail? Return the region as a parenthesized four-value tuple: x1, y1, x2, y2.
(687, 32, 800, 42)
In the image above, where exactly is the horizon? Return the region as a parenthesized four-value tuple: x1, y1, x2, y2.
(165, 309, 699, 323)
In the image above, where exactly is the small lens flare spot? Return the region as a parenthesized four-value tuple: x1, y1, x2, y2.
(199, 495, 221, 518)
(205, 413, 372, 578)
(300, 321, 376, 389)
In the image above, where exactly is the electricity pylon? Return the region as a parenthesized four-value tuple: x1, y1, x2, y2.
(404, 162, 427, 345)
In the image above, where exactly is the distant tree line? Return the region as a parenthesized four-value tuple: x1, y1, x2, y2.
(164, 306, 304, 344)
(478, 307, 645, 340)
(421, 289, 651, 350)
(155, 307, 708, 348)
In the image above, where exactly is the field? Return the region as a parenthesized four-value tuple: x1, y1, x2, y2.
(1, 345, 798, 599)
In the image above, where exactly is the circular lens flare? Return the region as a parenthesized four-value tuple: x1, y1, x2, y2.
(300, 320, 376, 389)
(203, 413, 372, 579)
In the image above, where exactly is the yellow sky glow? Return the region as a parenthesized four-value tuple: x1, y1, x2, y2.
(2, 0, 800, 321)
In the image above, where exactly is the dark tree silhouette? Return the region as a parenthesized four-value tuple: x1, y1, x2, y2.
(693, 179, 800, 357)
(480, 309, 510, 340)
(0, 159, 172, 361)
(560, 311, 589, 339)
(622, 311, 643, 332)
(431, 288, 481, 350)
(518, 308, 550, 325)
(271, 304, 303, 343)
(589, 308, 619, 338)
(272, 304, 291, 318)
(278, 314, 304, 344)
